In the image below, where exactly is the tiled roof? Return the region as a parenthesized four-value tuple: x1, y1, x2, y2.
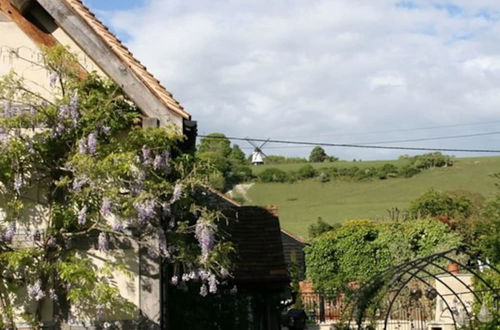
(231, 206, 289, 287)
(63, 0, 190, 119)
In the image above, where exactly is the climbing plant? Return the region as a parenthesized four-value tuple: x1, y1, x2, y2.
(0, 46, 233, 327)
(304, 219, 461, 296)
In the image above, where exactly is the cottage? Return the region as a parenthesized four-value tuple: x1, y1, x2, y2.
(0, 1, 289, 329)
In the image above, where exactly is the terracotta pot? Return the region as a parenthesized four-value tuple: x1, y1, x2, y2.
(447, 263, 459, 274)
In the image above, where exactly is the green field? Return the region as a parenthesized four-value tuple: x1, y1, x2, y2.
(245, 156, 500, 240)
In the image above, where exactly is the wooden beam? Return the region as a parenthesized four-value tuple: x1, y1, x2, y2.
(9, 0, 33, 14)
(36, 0, 179, 128)
(0, 0, 57, 47)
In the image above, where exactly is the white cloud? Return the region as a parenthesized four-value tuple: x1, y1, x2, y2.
(104, 0, 500, 159)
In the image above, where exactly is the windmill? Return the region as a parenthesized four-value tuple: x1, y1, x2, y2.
(246, 138, 269, 165)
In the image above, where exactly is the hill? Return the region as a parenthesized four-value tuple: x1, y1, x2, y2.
(243, 156, 500, 239)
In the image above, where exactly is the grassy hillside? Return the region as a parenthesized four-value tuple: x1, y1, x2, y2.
(245, 156, 500, 240)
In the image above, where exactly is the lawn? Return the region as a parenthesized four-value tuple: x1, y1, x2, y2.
(246, 156, 500, 240)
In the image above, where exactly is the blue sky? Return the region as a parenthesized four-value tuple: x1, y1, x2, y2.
(81, 0, 500, 160)
(85, 0, 146, 12)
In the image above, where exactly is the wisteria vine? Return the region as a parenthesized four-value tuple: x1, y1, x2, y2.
(0, 46, 233, 327)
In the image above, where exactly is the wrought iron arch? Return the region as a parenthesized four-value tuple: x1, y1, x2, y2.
(346, 247, 500, 329)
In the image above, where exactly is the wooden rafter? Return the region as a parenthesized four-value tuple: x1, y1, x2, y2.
(0, 0, 57, 47)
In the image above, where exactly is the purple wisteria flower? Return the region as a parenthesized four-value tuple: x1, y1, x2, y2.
(101, 125, 111, 135)
(69, 91, 79, 125)
(53, 122, 66, 137)
(220, 267, 230, 278)
(98, 232, 108, 252)
(27, 280, 45, 301)
(3, 100, 13, 117)
(195, 219, 215, 262)
(47, 236, 57, 248)
(230, 285, 238, 295)
(72, 177, 86, 192)
(158, 228, 168, 256)
(48, 288, 57, 301)
(199, 283, 208, 297)
(171, 184, 182, 203)
(147, 247, 159, 258)
(198, 269, 210, 281)
(161, 202, 171, 218)
(153, 154, 163, 170)
(96, 304, 105, 321)
(87, 133, 97, 155)
(3, 222, 16, 243)
(170, 275, 178, 286)
(133, 199, 156, 224)
(142, 145, 152, 164)
(58, 105, 69, 120)
(100, 198, 112, 217)
(188, 271, 198, 280)
(14, 174, 23, 193)
(111, 218, 123, 232)
(77, 206, 87, 225)
(78, 138, 88, 154)
(208, 274, 217, 294)
(49, 72, 58, 88)
(181, 273, 190, 282)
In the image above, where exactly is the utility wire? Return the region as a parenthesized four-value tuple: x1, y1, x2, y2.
(355, 130, 500, 145)
(275, 119, 500, 140)
(197, 134, 500, 153)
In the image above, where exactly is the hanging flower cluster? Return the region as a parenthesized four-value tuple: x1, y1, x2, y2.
(0, 46, 233, 326)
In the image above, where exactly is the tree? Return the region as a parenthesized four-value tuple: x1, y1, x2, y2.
(408, 188, 473, 219)
(228, 144, 246, 166)
(305, 219, 461, 295)
(308, 217, 338, 239)
(0, 47, 232, 326)
(309, 146, 328, 162)
(198, 133, 231, 156)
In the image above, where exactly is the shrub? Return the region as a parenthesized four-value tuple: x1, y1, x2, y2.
(308, 218, 339, 239)
(228, 165, 253, 183)
(408, 188, 473, 219)
(297, 164, 317, 179)
(377, 164, 399, 180)
(257, 168, 288, 183)
(305, 219, 461, 294)
(399, 165, 421, 178)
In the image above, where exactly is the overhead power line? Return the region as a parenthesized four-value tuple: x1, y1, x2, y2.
(197, 135, 500, 153)
(356, 130, 500, 145)
(276, 119, 500, 140)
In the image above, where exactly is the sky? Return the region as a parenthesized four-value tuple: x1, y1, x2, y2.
(83, 0, 500, 160)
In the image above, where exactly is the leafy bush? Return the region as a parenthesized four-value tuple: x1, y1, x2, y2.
(409, 152, 454, 169)
(264, 155, 307, 164)
(227, 165, 253, 184)
(297, 164, 317, 179)
(399, 165, 421, 178)
(257, 168, 288, 182)
(377, 164, 398, 180)
(305, 219, 461, 295)
(308, 218, 339, 239)
(408, 189, 473, 219)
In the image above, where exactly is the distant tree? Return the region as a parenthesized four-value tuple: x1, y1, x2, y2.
(308, 218, 338, 239)
(228, 144, 247, 165)
(309, 146, 328, 162)
(408, 189, 473, 219)
(198, 133, 231, 155)
(198, 135, 253, 189)
(297, 164, 317, 179)
(197, 133, 231, 174)
(257, 168, 288, 183)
